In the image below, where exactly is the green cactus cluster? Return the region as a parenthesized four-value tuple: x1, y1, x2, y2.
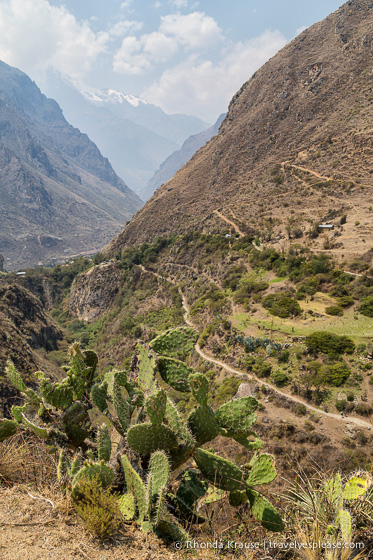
(3, 327, 283, 539)
(150, 326, 198, 359)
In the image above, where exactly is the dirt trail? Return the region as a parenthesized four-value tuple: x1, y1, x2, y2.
(213, 209, 245, 237)
(139, 265, 373, 431)
(282, 161, 373, 189)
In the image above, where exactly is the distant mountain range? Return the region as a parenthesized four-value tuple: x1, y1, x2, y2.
(143, 113, 225, 201)
(42, 71, 210, 196)
(0, 60, 142, 270)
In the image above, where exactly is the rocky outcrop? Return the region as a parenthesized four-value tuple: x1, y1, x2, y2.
(0, 281, 64, 415)
(69, 262, 122, 322)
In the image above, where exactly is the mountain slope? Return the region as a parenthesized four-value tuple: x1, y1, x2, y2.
(0, 61, 142, 270)
(106, 0, 373, 260)
(142, 113, 226, 201)
(42, 72, 209, 194)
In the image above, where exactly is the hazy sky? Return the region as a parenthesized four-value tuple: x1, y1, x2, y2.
(0, 0, 344, 121)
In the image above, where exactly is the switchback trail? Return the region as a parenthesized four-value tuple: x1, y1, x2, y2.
(282, 161, 373, 189)
(213, 209, 245, 237)
(139, 265, 372, 431)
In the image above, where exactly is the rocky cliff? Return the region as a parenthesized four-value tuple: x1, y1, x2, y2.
(0, 61, 142, 270)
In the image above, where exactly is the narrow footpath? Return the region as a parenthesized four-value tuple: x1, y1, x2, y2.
(139, 265, 373, 431)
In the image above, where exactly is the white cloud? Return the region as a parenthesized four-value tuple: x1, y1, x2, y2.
(142, 32, 178, 60)
(169, 0, 188, 8)
(108, 19, 143, 38)
(120, 1, 133, 9)
(113, 31, 178, 74)
(113, 10, 223, 76)
(0, 0, 107, 80)
(159, 12, 222, 50)
(142, 30, 287, 121)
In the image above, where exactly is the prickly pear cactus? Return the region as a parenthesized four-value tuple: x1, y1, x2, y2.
(4, 333, 283, 540)
(146, 390, 167, 425)
(71, 462, 115, 500)
(150, 327, 198, 359)
(97, 424, 111, 462)
(127, 423, 177, 456)
(215, 396, 258, 433)
(188, 373, 209, 405)
(157, 357, 192, 392)
(246, 488, 284, 531)
(193, 448, 246, 491)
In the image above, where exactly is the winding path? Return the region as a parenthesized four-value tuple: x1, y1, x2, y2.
(139, 265, 373, 430)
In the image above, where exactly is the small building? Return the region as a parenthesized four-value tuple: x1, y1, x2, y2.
(225, 234, 231, 238)
(318, 224, 334, 230)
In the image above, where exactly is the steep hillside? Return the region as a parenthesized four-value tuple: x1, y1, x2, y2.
(0, 280, 65, 415)
(0, 61, 142, 270)
(142, 113, 226, 201)
(106, 0, 373, 261)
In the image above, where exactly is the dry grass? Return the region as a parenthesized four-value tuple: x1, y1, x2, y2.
(0, 432, 57, 487)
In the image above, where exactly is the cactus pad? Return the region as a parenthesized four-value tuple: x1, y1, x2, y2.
(342, 475, 371, 500)
(0, 418, 18, 441)
(118, 493, 136, 521)
(215, 397, 258, 433)
(188, 373, 209, 406)
(146, 390, 167, 425)
(113, 382, 130, 433)
(97, 424, 111, 462)
(338, 509, 352, 542)
(6, 361, 27, 392)
(20, 413, 49, 438)
(157, 519, 189, 542)
(148, 451, 170, 499)
(120, 455, 147, 522)
(11, 403, 28, 423)
(246, 488, 284, 531)
(193, 448, 245, 491)
(137, 343, 156, 391)
(127, 423, 177, 456)
(246, 454, 277, 486)
(40, 379, 74, 410)
(72, 462, 115, 495)
(57, 449, 70, 481)
(157, 357, 192, 392)
(187, 404, 219, 446)
(150, 327, 198, 359)
(90, 381, 108, 412)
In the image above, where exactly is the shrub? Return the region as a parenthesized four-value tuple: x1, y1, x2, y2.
(322, 362, 351, 387)
(215, 377, 241, 404)
(358, 295, 373, 318)
(262, 292, 302, 318)
(337, 296, 354, 308)
(335, 400, 347, 412)
(325, 305, 343, 316)
(306, 332, 355, 355)
(277, 349, 290, 364)
(252, 361, 272, 378)
(272, 371, 289, 387)
(74, 476, 121, 539)
(294, 403, 307, 416)
(354, 403, 373, 416)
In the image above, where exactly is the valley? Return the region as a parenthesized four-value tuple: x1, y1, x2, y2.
(1, 0, 373, 558)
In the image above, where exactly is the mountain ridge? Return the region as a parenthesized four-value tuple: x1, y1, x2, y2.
(0, 60, 142, 270)
(105, 0, 373, 261)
